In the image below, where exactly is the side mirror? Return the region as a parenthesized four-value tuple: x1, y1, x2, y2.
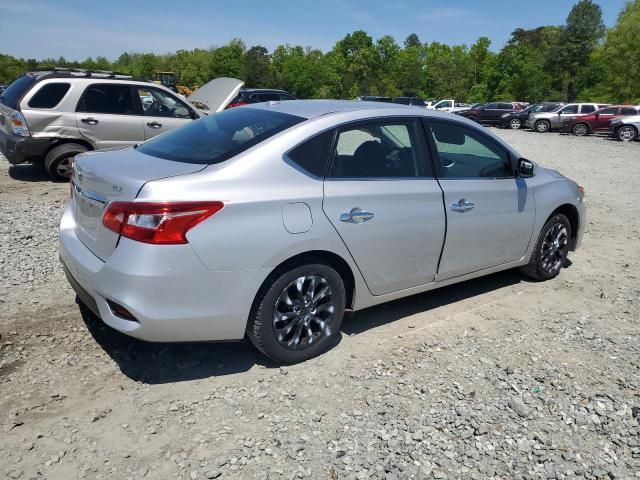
(518, 158, 535, 178)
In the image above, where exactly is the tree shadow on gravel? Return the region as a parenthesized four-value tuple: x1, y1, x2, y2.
(342, 270, 525, 336)
(79, 305, 278, 384)
(8, 164, 51, 182)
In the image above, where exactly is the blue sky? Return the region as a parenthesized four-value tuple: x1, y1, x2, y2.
(0, 0, 629, 60)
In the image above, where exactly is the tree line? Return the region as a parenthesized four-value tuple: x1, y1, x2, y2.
(1, 0, 638, 104)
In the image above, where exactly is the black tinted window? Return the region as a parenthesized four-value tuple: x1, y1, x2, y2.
(621, 108, 638, 115)
(329, 120, 428, 178)
(498, 103, 512, 110)
(287, 130, 334, 177)
(484, 103, 498, 109)
(0, 75, 36, 109)
(412, 98, 426, 106)
(394, 97, 410, 105)
(28, 83, 71, 108)
(428, 122, 512, 179)
(77, 84, 134, 115)
(137, 108, 304, 164)
(581, 105, 595, 114)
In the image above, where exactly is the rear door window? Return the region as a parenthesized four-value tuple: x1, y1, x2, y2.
(137, 108, 304, 164)
(621, 108, 638, 115)
(76, 84, 135, 115)
(498, 103, 512, 110)
(581, 105, 596, 114)
(328, 120, 428, 178)
(28, 83, 71, 109)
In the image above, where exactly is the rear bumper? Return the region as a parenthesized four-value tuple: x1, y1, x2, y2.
(0, 130, 53, 164)
(59, 204, 272, 342)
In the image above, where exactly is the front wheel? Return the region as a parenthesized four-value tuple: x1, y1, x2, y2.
(247, 261, 346, 363)
(520, 214, 572, 281)
(534, 120, 550, 133)
(509, 118, 522, 129)
(617, 125, 637, 142)
(572, 123, 589, 136)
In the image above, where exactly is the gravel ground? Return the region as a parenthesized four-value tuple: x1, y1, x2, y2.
(0, 130, 639, 480)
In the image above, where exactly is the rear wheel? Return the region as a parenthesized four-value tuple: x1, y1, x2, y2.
(534, 120, 550, 133)
(520, 214, 571, 281)
(247, 261, 346, 363)
(509, 118, 522, 129)
(465, 115, 478, 123)
(44, 143, 88, 181)
(572, 123, 589, 136)
(617, 125, 637, 142)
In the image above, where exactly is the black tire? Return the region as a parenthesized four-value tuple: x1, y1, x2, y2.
(617, 125, 637, 142)
(509, 118, 522, 130)
(247, 260, 346, 363)
(534, 120, 551, 133)
(520, 213, 572, 281)
(572, 123, 589, 136)
(44, 143, 88, 181)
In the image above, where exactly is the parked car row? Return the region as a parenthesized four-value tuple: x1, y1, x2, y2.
(455, 101, 640, 142)
(0, 68, 297, 179)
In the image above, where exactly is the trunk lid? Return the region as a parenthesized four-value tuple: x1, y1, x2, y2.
(72, 148, 206, 260)
(188, 77, 244, 113)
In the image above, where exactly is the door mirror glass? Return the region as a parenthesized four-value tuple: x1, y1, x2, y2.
(518, 158, 535, 178)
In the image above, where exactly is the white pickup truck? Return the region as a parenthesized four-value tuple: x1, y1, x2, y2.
(426, 99, 470, 113)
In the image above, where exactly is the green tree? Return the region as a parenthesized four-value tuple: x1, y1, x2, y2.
(244, 45, 273, 88)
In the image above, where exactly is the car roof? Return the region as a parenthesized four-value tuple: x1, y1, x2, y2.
(242, 88, 288, 93)
(243, 99, 454, 120)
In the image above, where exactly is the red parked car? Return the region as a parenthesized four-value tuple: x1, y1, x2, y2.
(562, 105, 640, 136)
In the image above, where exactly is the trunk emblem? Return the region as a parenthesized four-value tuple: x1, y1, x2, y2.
(112, 185, 122, 192)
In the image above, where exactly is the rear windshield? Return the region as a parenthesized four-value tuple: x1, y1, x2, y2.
(0, 74, 36, 109)
(137, 107, 305, 164)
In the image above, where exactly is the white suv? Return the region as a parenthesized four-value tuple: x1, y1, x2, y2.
(0, 68, 242, 179)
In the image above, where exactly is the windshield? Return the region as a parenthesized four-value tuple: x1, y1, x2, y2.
(0, 74, 36, 109)
(137, 107, 304, 164)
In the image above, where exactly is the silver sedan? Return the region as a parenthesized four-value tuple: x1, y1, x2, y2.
(59, 100, 586, 363)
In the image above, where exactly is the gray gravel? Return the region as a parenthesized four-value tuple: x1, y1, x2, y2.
(0, 130, 639, 479)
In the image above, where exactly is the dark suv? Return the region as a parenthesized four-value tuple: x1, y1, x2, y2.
(457, 102, 522, 125)
(227, 89, 296, 108)
(500, 102, 564, 129)
(393, 97, 426, 107)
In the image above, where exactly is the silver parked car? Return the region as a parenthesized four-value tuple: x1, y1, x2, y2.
(525, 102, 608, 133)
(610, 113, 640, 142)
(59, 100, 586, 363)
(0, 68, 243, 179)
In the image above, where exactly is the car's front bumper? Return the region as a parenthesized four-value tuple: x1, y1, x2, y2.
(59, 204, 272, 342)
(0, 130, 53, 164)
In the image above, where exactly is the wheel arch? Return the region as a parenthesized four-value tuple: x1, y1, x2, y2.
(256, 250, 357, 310)
(572, 122, 590, 134)
(549, 203, 580, 250)
(44, 138, 95, 158)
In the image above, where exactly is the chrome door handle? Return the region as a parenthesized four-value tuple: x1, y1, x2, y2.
(340, 208, 374, 223)
(450, 199, 475, 213)
(81, 117, 98, 125)
(147, 121, 162, 129)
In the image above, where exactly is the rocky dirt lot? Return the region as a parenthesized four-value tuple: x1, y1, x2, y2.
(0, 130, 639, 480)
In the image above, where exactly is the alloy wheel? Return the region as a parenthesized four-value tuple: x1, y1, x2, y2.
(509, 119, 522, 129)
(572, 124, 588, 136)
(618, 126, 636, 142)
(536, 121, 550, 133)
(273, 275, 336, 351)
(540, 223, 568, 274)
(56, 157, 74, 179)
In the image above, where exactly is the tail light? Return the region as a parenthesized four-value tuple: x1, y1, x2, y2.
(10, 111, 30, 137)
(225, 101, 248, 109)
(102, 201, 224, 245)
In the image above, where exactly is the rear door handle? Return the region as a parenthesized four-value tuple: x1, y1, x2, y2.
(450, 199, 475, 213)
(147, 121, 162, 129)
(80, 117, 98, 125)
(340, 208, 374, 223)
